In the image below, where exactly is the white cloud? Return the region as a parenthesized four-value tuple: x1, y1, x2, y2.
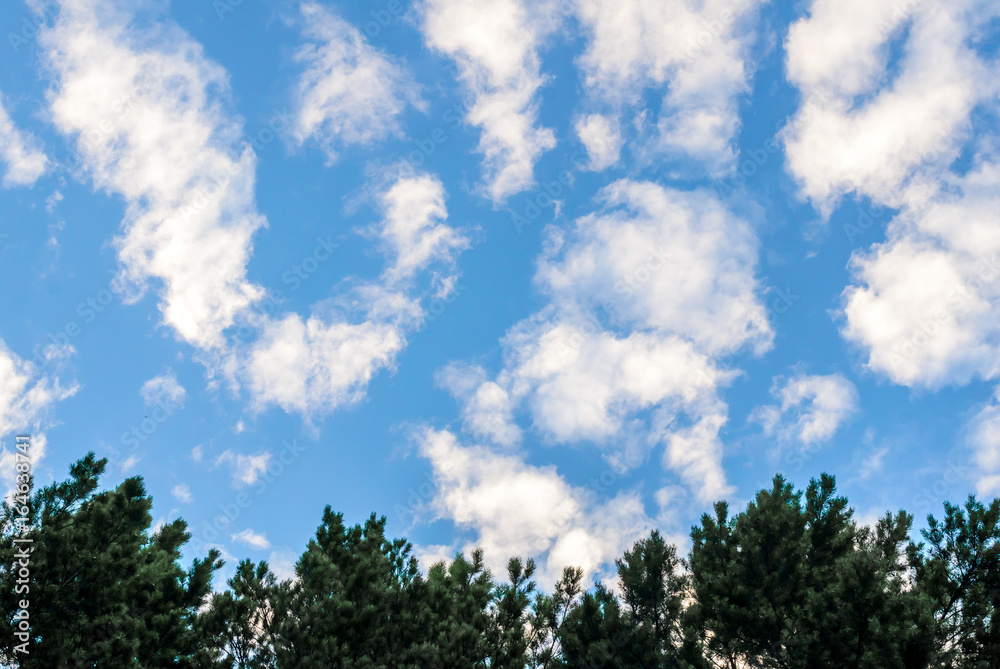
(215, 449, 272, 487)
(0, 93, 48, 187)
(120, 454, 140, 473)
(268, 548, 298, 581)
(783, 0, 999, 212)
(240, 312, 407, 416)
(751, 373, 859, 446)
(419, 0, 556, 201)
(534, 180, 771, 355)
(231, 173, 465, 418)
(782, 0, 1000, 391)
(376, 174, 468, 283)
(0, 339, 78, 495)
(574, 113, 623, 171)
(232, 528, 271, 550)
(292, 2, 422, 162)
(436, 362, 522, 447)
(140, 371, 186, 408)
(172, 483, 192, 503)
(417, 428, 653, 584)
(969, 387, 1000, 497)
(572, 0, 763, 173)
(437, 180, 769, 502)
(37, 0, 267, 350)
(842, 164, 1000, 387)
(191, 444, 203, 463)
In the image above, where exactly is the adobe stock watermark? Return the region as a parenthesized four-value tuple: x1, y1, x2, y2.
(714, 128, 783, 199)
(11, 435, 33, 656)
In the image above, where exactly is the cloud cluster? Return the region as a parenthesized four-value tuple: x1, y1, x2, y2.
(420, 179, 772, 579)
(842, 165, 1000, 388)
(783, 0, 1000, 390)
(783, 0, 996, 212)
(233, 174, 466, 418)
(784, 0, 1000, 493)
(293, 2, 423, 162)
(440, 180, 770, 504)
(36, 0, 467, 425)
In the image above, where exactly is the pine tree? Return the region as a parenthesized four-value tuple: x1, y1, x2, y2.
(689, 474, 936, 668)
(197, 559, 284, 668)
(405, 549, 494, 667)
(909, 496, 1000, 668)
(487, 556, 538, 668)
(0, 453, 221, 668)
(274, 509, 420, 668)
(530, 566, 584, 668)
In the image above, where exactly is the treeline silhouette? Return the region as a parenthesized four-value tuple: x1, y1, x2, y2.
(2, 452, 999, 668)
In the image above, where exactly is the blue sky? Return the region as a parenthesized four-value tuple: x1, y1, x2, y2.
(1, 0, 999, 584)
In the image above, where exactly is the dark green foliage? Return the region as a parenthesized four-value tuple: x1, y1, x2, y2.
(689, 474, 936, 668)
(489, 557, 538, 668)
(908, 497, 1000, 668)
(406, 548, 494, 666)
(274, 508, 421, 668)
(0, 453, 220, 668)
(557, 531, 702, 669)
(197, 560, 282, 668)
(530, 566, 584, 667)
(5, 454, 1000, 668)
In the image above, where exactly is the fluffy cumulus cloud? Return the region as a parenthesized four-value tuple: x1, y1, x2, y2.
(436, 362, 522, 448)
(36, 0, 266, 350)
(376, 175, 469, 283)
(417, 182, 772, 571)
(215, 449, 272, 487)
(0, 339, 78, 494)
(751, 373, 859, 447)
(842, 165, 1000, 387)
(232, 528, 271, 550)
(140, 371, 186, 408)
(969, 386, 1000, 497)
(574, 113, 623, 171)
(783, 0, 998, 211)
(231, 173, 466, 418)
(0, 93, 48, 187)
(239, 313, 408, 416)
(572, 0, 763, 173)
(171, 483, 192, 504)
(783, 0, 1000, 390)
(419, 0, 556, 201)
(292, 2, 422, 162)
(417, 428, 654, 583)
(35, 1, 467, 423)
(439, 180, 770, 503)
